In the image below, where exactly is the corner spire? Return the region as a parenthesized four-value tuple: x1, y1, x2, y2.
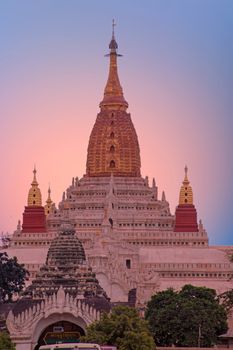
(27, 167, 42, 206)
(99, 21, 128, 111)
(174, 166, 198, 232)
(162, 190, 166, 202)
(179, 165, 193, 205)
(44, 185, 54, 216)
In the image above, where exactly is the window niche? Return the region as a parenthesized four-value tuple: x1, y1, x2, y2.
(110, 160, 115, 168)
(126, 259, 131, 269)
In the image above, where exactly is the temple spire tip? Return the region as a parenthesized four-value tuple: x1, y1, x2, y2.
(184, 165, 189, 184)
(32, 165, 38, 185)
(109, 19, 118, 53)
(100, 21, 128, 111)
(112, 19, 116, 39)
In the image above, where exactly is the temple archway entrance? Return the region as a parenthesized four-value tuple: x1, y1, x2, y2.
(35, 320, 85, 350)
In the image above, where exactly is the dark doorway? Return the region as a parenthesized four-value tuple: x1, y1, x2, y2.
(35, 320, 85, 350)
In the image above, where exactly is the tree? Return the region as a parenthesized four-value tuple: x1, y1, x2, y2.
(0, 332, 15, 350)
(0, 252, 29, 303)
(145, 284, 228, 347)
(83, 305, 155, 350)
(0, 232, 11, 248)
(219, 289, 233, 314)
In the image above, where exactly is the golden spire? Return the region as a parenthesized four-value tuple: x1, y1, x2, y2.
(179, 165, 193, 205)
(32, 166, 38, 185)
(99, 20, 128, 111)
(184, 165, 189, 183)
(27, 167, 42, 206)
(44, 186, 54, 216)
(86, 22, 141, 177)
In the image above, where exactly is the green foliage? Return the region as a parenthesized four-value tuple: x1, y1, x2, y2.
(0, 331, 15, 350)
(82, 305, 155, 350)
(146, 284, 228, 347)
(219, 289, 233, 314)
(0, 252, 29, 303)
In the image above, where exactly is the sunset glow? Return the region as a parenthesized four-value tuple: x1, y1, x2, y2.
(0, 0, 232, 244)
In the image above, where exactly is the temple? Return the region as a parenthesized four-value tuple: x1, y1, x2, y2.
(1, 25, 233, 349)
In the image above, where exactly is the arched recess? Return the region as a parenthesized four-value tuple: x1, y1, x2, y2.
(32, 313, 87, 350)
(110, 160, 115, 168)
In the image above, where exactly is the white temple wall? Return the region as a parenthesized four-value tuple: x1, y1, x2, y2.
(96, 272, 128, 302)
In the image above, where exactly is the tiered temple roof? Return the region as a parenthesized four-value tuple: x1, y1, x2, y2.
(86, 25, 141, 177)
(26, 223, 109, 301)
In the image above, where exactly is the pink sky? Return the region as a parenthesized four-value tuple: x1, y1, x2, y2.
(0, 1, 232, 244)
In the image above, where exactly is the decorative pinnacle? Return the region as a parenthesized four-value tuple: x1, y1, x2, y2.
(46, 185, 53, 207)
(183, 165, 189, 184)
(112, 19, 116, 38)
(33, 165, 36, 179)
(32, 166, 38, 186)
(28, 166, 42, 206)
(109, 19, 118, 53)
(179, 165, 193, 205)
(162, 190, 166, 201)
(100, 21, 128, 110)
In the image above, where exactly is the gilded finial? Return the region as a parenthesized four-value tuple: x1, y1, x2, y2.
(100, 21, 128, 111)
(31, 166, 38, 186)
(32, 165, 37, 184)
(112, 19, 116, 38)
(48, 185, 51, 198)
(109, 19, 118, 53)
(183, 164, 189, 185)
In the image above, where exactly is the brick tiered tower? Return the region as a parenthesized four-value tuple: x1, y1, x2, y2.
(27, 223, 109, 300)
(21, 168, 47, 233)
(86, 23, 141, 177)
(174, 166, 198, 232)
